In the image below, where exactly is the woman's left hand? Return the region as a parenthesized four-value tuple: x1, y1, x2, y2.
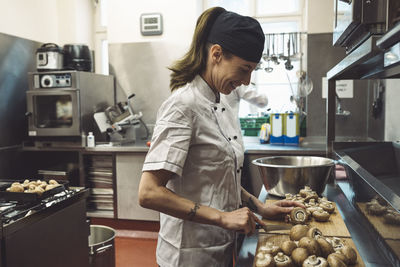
(259, 200, 305, 220)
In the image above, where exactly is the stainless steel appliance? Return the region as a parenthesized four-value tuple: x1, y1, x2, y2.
(333, 0, 400, 53)
(36, 43, 64, 71)
(25, 71, 114, 143)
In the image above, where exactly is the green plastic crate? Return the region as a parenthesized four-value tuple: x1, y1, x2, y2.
(243, 128, 260, 136)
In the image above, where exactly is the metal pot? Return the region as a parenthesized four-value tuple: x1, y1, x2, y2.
(89, 225, 116, 267)
(252, 156, 335, 197)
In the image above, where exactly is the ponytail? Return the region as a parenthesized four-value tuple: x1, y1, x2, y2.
(168, 7, 226, 91)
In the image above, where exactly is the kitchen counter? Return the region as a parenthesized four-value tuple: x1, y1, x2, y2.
(235, 182, 399, 267)
(243, 136, 326, 155)
(21, 136, 327, 154)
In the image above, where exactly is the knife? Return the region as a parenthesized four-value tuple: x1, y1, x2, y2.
(256, 223, 292, 233)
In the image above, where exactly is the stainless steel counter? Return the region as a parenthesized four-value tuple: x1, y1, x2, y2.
(236, 182, 399, 267)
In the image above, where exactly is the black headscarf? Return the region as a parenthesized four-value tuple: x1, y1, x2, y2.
(207, 10, 265, 63)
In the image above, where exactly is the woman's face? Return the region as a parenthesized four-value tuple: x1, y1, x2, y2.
(208, 45, 258, 95)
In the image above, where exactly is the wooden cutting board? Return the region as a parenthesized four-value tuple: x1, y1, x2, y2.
(261, 200, 351, 237)
(254, 234, 365, 267)
(356, 202, 400, 239)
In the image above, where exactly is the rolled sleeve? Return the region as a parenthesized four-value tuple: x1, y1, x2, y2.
(143, 105, 192, 177)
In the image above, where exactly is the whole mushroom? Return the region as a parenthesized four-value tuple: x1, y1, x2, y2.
(316, 237, 334, 258)
(290, 224, 310, 241)
(299, 237, 321, 256)
(302, 255, 328, 267)
(291, 247, 309, 266)
(281, 240, 297, 256)
(327, 253, 347, 267)
(289, 207, 309, 225)
(340, 245, 357, 265)
(312, 210, 330, 222)
(307, 227, 323, 240)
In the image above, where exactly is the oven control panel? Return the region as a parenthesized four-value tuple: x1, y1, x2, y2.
(33, 73, 72, 88)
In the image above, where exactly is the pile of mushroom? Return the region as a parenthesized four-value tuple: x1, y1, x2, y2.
(255, 224, 358, 267)
(365, 196, 400, 225)
(6, 179, 60, 195)
(284, 186, 335, 224)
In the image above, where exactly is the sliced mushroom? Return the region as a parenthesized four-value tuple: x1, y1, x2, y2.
(304, 192, 319, 202)
(274, 252, 292, 267)
(259, 242, 281, 256)
(299, 186, 313, 198)
(366, 203, 386, 216)
(302, 255, 328, 267)
(383, 211, 400, 225)
(319, 202, 335, 213)
(255, 253, 275, 267)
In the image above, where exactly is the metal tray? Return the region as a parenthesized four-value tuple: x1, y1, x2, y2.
(0, 180, 69, 202)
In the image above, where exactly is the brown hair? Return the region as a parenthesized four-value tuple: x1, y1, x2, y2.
(168, 7, 226, 91)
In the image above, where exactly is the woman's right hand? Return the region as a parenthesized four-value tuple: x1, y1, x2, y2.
(219, 207, 263, 236)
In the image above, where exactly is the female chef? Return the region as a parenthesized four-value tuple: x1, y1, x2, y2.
(139, 7, 303, 267)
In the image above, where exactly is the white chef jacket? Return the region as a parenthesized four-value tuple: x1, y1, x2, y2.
(222, 84, 268, 119)
(142, 75, 244, 267)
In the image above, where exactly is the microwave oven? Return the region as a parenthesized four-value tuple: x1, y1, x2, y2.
(333, 0, 400, 53)
(26, 71, 114, 138)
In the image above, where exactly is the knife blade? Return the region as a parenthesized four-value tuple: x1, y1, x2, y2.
(256, 223, 292, 233)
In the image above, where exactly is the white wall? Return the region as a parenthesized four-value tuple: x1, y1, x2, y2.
(306, 0, 335, 34)
(384, 79, 400, 141)
(0, 0, 59, 42)
(0, 0, 94, 48)
(107, 0, 201, 47)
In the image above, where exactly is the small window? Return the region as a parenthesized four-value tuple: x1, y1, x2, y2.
(256, 0, 301, 16)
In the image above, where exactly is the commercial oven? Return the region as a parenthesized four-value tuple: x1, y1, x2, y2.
(25, 71, 114, 142)
(333, 0, 400, 53)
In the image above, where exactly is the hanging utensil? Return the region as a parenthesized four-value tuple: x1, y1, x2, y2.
(271, 34, 279, 65)
(264, 34, 273, 73)
(285, 33, 293, 70)
(279, 33, 286, 61)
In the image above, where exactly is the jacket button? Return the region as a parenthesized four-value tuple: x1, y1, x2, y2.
(222, 108, 225, 112)
(237, 169, 240, 173)
(213, 107, 217, 110)
(240, 166, 243, 170)
(233, 136, 237, 139)
(228, 137, 231, 141)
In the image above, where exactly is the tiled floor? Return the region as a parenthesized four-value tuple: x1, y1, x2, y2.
(91, 218, 159, 267)
(115, 233, 158, 267)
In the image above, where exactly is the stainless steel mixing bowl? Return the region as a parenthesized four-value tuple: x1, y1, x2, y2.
(252, 156, 335, 197)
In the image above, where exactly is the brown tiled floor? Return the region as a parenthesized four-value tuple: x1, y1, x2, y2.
(115, 235, 158, 267)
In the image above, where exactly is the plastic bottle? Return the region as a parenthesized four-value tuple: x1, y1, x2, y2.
(87, 132, 95, 147)
(81, 132, 87, 147)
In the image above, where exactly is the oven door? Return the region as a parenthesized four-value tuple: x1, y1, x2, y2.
(26, 89, 80, 136)
(333, 0, 361, 47)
